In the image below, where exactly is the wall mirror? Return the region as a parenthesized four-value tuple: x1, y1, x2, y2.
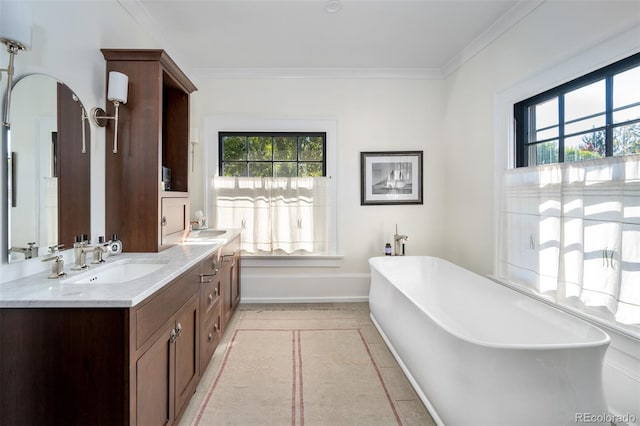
(6, 74, 90, 263)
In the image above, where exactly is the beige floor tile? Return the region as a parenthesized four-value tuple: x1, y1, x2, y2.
(359, 323, 384, 344)
(368, 341, 397, 368)
(396, 400, 437, 426)
(379, 366, 417, 401)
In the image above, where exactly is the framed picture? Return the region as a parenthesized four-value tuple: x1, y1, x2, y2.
(360, 151, 423, 205)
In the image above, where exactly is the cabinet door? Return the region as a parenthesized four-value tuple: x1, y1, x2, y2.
(231, 254, 240, 309)
(175, 294, 200, 418)
(137, 323, 175, 426)
(221, 260, 233, 328)
(201, 305, 222, 373)
(161, 197, 189, 246)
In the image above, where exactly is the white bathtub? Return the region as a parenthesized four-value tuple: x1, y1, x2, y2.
(368, 256, 611, 426)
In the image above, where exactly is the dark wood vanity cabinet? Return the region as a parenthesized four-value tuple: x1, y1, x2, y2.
(101, 49, 197, 253)
(0, 264, 201, 425)
(0, 240, 241, 425)
(221, 235, 241, 329)
(199, 234, 241, 374)
(133, 263, 201, 425)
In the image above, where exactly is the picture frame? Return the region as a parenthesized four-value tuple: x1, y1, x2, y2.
(360, 151, 423, 205)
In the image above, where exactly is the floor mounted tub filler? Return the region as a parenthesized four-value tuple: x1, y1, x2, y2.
(368, 256, 611, 426)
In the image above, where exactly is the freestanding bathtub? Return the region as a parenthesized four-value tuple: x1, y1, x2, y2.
(369, 256, 610, 426)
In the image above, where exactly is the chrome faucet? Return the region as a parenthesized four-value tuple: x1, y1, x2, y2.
(11, 242, 38, 259)
(394, 224, 408, 256)
(72, 236, 90, 270)
(91, 236, 110, 264)
(42, 255, 66, 279)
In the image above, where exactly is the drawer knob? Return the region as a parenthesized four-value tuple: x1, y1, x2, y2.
(161, 216, 167, 226)
(208, 333, 213, 342)
(169, 329, 177, 343)
(176, 322, 182, 337)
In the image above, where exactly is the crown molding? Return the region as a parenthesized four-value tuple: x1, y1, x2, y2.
(441, 0, 545, 77)
(189, 67, 444, 80)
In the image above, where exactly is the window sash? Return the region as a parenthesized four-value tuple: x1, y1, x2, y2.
(219, 132, 327, 177)
(515, 53, 640, 167)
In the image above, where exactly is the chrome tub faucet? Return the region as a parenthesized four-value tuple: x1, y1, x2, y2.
(394, 224, 408, 256)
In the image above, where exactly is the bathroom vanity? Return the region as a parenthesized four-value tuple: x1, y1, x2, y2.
(0, 231, 240, 425)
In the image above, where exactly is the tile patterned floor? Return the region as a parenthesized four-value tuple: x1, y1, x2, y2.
(179, 303, 435, 426)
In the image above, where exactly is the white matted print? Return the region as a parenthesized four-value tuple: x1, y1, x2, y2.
(360, 151, 423, 205)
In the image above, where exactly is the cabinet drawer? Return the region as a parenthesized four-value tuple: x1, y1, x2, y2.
(161, 197, 189, 245)
(201, 306, 221, 372)
(136, 264, 200, 349)
(201, 277, 221, 320)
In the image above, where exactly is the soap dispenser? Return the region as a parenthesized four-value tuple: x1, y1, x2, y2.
(109, 233, 123, 255)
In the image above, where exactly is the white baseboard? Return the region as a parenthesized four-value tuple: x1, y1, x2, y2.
(240, 272, 370, 304)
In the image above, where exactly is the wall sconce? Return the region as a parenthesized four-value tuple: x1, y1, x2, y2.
(90, 71, 129, 153)
(190, 127, 199, 172)
(0, 1, 32, 128)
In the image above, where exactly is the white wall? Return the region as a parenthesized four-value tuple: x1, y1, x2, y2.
(441, 1, 640, 423)
(442, 0, 640, 275)
(189, 77, 446, 301)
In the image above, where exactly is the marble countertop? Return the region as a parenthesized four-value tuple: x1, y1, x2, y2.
(0, 229, 240, 309)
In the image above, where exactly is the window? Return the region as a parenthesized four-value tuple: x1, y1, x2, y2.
(514, 53, 640, 167)
(219, 132, 326, 177)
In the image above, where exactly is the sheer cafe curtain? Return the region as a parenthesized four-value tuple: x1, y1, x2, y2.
(498, 155, 640, 327)
(212, 176, 331, 255)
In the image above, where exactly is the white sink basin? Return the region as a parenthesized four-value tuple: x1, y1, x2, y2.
(182, 229, 227, 245)
(64, 258, 170, 284)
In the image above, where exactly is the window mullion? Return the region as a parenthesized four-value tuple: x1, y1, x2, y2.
(605, 76, 614, 157)
(559, 95, 565, 163)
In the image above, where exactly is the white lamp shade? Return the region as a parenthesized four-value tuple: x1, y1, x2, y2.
(107, 71, 128, 104)
(0, 1, 32, 49)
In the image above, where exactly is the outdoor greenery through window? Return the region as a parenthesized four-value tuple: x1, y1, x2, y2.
(514, 53, 640, 167)
(219, 132, 326, 177)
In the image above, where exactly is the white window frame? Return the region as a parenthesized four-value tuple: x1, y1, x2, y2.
(203, 115, 341, 266)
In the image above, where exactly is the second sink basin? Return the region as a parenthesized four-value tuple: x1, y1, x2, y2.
(182, 229, 227, 245)
(64, 258, 170, 284)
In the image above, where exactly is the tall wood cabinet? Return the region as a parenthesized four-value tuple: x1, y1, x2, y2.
(101, 49, 197, 252)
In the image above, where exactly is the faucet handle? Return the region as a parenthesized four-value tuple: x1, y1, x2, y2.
(49, 244, 64, 253)
(42, 255, 66, 278)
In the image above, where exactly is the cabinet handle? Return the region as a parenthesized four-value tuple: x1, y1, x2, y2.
(222, 253, 235, 262)
(208, 294, 213, 304)
(200, 273, 217, 283)
(214, 322, 219, 332)
(208, 332, 213, 342)
(176, 322, 182, 337)
(169, 328, 177, 343)
(161, 216, 167, 226)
